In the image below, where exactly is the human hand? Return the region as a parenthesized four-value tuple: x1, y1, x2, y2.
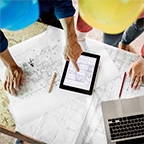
(4, 66, 25, 96)
(128, 57, 144, 90)
(63, 40, 83, 71)
(60, 16, 83, 71)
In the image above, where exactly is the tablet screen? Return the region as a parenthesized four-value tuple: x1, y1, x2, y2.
(64, 55, 96, 90)
(59, 52, 100, 95)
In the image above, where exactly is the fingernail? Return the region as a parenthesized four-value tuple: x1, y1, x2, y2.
(131, 86, 133, 89)
(137, 87, 139, 90)
(21, 82, 25, 86)
(133, 87, 135, 90)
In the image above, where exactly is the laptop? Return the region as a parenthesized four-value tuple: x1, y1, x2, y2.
(101, 96, 144, 144)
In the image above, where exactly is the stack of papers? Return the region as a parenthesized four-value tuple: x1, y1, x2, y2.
(0, 26, 119, 143)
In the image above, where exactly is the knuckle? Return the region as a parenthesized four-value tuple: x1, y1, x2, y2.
(12, 89, 15, 95)
(5, 76, 9, 80)
(132, 71, 136, 75)
(136, 78, 140, 83)
(14, 70, 19, 77)
(71, 59, 76, 64)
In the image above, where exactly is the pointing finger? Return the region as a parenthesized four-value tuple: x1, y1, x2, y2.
(72, 60, 79, 72)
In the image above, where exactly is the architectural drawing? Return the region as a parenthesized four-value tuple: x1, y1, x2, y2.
(16, 38, 142, 144)
(15, 45, 62, 101)
(76, 46, 144, 144)
(1, 27, 141, 144)
(64, 55, 96, 90)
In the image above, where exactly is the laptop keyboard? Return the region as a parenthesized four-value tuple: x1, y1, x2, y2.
(108, 114, 144, 141)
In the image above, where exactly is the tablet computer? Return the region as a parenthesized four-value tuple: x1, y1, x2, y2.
(59, 52, 100, 95)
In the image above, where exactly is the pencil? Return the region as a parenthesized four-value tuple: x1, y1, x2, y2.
(49, 72, 56, 92)
(119, 72, 127, 98)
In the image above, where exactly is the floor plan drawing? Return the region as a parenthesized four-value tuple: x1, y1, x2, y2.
(0, 27, 139, 144)
(76, 45, 144, 144)
(15, 45, 63, 101)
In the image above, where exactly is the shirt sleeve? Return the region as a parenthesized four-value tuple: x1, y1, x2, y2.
(0, 30, 8, 53)
(141, 44, 144, 58)
(138, 10, 144, 19)
(76, 14, 93, 32)
(121, 18, 144, 46)
(53, 0, 75, 20)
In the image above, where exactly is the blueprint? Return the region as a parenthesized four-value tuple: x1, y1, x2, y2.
(0, 27, 84, 125)
(8, 31, 63, 101)
(0, 25, 125, 144)
(76, 45, 144, 144)
(0, 26, 119, 127)
(12, 45, 62, 101)
(15, 37, 144, 144)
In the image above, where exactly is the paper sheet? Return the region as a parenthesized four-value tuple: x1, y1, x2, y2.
(12, 33, 144, 144)
(79, 39, 120, 88)
(16, 96, 92, 144)
(76, 45, 144, 144)
(0, 27, 81, 125)
(0, 26, 119, 126)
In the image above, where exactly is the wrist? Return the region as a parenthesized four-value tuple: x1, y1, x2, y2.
(137, 55, 144, 64)
(66, 29, 78, 43)
(119, 42, 127, 49)
(121, 43, 127, 48)
(65, 24, 77, 40)
(7, 62, 18, 69)
(60, 16, 78, 42)
(67, 33, 77, 42)
(0, 49, 18, 68)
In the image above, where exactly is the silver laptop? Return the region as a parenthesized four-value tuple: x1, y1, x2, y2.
(101, 96, 144, 144)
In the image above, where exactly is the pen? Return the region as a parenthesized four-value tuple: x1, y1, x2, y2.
(119, 72, 126, 98)
(49, 72, 56, 92)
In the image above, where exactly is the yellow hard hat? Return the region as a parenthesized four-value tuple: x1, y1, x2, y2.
(79, 0, 144, 34)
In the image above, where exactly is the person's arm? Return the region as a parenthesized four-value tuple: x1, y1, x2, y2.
(0, 30, 24, 96)
(119, 18, 144, 51)
(53, 0, 82, 71)
(76, 13, 93, 33)
(60, 16, 82, 71)
(128, 45, 144, 90)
